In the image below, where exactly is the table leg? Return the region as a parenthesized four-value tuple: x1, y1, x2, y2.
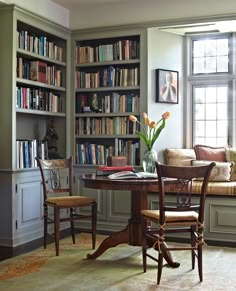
(87, 227, 129, 259)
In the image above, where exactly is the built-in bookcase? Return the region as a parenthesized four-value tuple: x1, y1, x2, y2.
(0, 4, 70, 248)
(73, 34, 142, 166)
(14, 16, 69, 169)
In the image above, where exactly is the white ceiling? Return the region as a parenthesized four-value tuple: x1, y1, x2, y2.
(51, 0, 131, 8)
(51, 0, 236, 34)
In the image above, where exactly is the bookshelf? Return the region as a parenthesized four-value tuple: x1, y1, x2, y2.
(0, 5, 70, 247)
(71, 28, 147, 234)
(73, 33, 142, 167)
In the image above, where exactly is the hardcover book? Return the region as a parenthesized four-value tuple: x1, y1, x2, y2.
(108, 171, 157, 180)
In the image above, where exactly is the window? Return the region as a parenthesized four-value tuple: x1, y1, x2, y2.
(188, 34, 234, 147)
(192, 38, 229, 74)
(193, 85, 229, 146)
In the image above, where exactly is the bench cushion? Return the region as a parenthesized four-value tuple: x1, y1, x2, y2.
(192, 180, 236, 196)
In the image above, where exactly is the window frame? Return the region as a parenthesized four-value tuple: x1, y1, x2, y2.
(185, 32, 236, 148)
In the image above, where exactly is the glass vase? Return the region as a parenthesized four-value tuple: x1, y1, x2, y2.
(142, 148, 158, 173)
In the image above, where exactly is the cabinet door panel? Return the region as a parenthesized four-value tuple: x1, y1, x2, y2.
(107, 190, 131, 222)
(17, 181, 43, 231)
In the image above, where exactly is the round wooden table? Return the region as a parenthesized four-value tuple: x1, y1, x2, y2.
(81, 174, 180, 268)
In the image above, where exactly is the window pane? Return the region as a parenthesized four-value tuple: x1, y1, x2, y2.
(216, 138, 228, 146)
(192, 85, 229, 147)
(195, 103, 205, 119)
(217, 38, 228, 55)
(205, 138, 217, 146)
(205, 56, 216, 73)
(217, 103, 227, 119)
(193, 40, 204, 57)
(194, 137, 206, 145)
(217, 56, 228, 72)
(193, 58, 204, 74)
(217, 120, 228, 136)
(217, 87, 228, 102)
(205, 40, 216, 56)
(206, 104, 216, 119)
(192, 37, 229, 74)
(195, 120, 205, 136)
(206, 121, 216, 137)
(206, 87, 216, 103)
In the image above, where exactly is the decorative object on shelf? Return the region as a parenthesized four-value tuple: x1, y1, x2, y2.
(156, 69, 179, 104)
(44, 120, 59, 159)
(107, 156, 127, 166)
(129, 111, 170, 173)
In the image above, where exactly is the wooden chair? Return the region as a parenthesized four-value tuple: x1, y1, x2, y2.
(141, 161, 215, 285)
(36, 156, 97, 256)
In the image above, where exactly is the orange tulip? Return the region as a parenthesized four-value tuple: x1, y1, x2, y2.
(145, 117, 150, 126)
(142, 112, 147, 119)
(150, 121, 156, 128)
(129, 115, 137, 122)
(128, 111, 170, 150)
(162, 111, 170, 120)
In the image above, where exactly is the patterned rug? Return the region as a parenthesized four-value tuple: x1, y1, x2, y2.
(0, 233, 235, 291)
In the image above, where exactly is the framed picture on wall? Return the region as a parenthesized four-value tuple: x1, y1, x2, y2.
(156, 69, 179, 104)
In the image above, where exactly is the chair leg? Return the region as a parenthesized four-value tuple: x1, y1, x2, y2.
(157, 252, 164, 285)
(191, 225, 196, 269)
(198, 244, 203, 282)
(54, 207, 60, 256)
(44, 204, 48, 249)
(92, 203, 97, 249)
(141, 216, 147, 272)
(70, 208, 76, 244)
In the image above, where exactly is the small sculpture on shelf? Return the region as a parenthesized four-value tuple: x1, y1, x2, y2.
(44, 120, 59, 159)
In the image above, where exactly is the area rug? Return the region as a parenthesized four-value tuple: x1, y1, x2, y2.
(0, 233, 235, 291)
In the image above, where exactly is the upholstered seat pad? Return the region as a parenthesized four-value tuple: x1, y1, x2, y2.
(192, 180, 236, 196)
(141, 209, 198, 223)
(46, 196, 96, 207)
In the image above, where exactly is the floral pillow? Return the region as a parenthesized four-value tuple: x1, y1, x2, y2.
(192, 160, 233, 182)
(225, 147, 236, 181)
(193, 145, 228, 162)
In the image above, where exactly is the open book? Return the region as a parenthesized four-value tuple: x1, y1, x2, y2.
(108, 171, 157, 180)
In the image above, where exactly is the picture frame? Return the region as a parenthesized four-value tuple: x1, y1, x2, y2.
(156, 69, 179, 104)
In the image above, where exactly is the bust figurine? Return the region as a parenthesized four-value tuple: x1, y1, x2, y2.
(44, 120, 59, 159)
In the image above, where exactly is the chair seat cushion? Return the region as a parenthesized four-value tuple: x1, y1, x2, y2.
(141, 209, 198, 224)
(46, 196, 96, 207)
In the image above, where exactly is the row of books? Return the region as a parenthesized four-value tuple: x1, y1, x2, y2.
(76, 39, 140, 64)
(75, 116, 137, 135)
(76, 92, 140, 114)
(75, 66, 139, 89)
(16, 86, 63, 112)
(17, 58, 63, 87)
(74, 140, 139, 165)
(16, 139, 48, 169)
(17, 30, 64, 62)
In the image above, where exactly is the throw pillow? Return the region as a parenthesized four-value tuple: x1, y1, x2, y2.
(191, 160, 233, 182)
(165, 148, 196, 166)
(194, 145, 227, 162)
(225, 147, 236, 180)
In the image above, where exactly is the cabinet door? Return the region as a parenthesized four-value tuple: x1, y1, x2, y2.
(75, 172, 107, 220)
(15, 179, 43, 245)
(107, 190, 131, 223)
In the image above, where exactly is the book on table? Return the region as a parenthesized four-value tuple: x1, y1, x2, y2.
(108, 171, 157, 180)
(96, 165, 135, 176)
